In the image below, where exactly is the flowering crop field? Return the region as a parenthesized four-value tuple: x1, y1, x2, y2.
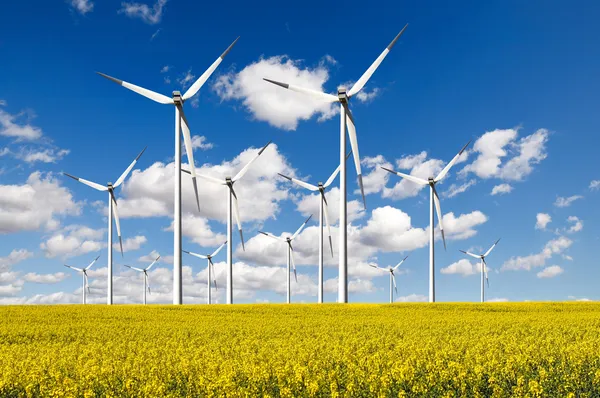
(1, 303, 600, 397)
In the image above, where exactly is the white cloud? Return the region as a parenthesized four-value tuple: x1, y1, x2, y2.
(295, 187, 364, 226)
(491, 184, 513, 196)
(461, 128, 517, 178)
(118, 0, 167, 24)
(68, 0, 94, 14)
(502, 236, 572, 271)
(166, 214, 226, 248)
(589, 180, 600, 191)
(395, 293, 427, 302)
(535, 213, 551, 230)
(213, 56, 337, 130)
(537, 265, 564, 279)
(498, 129, 549, 180)
(41, 225, 104, 258)
(441, 259, 480, 276)
(0, 249, 33, 272)
(177, 68, 195, 89)
(444, 179, 476, 198)
(23, 272, 69, 284)
(360, 155, 393, 195)
(160, 65, 169, 73)
(567, 295, 592, 302)
(554, 195, 583, 208)
(150, 28, 161, 41)
(566, 216, 583, 234)
(354, 88, 380, 103)
(115, 235, 147, 252)
(0, 172, 82, 233)
(382, 152, 443, 200)
(190, 135, 213, 151)
(0, 105, 43, 141)
(17, 148, 69, 163)
(487, 298, 509, 303)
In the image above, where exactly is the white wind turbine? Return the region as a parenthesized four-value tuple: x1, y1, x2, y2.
(381, 141, 470, 303)
(460, 239, 500, 303)
(183, 140, 271, 304)
(264, 24, 408, 303)
(64, 254, 100, 305)
(368, 256, 408, 303)
(184, 241, 227, 305)
(260, 215, 312, 304)
(124, 254, 160, 305)
(277, 152, 350, 303)
(97, 37, 239, 305)
(64, 147, 146, 305)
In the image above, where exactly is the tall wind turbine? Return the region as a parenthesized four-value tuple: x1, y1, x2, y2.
(277, 152, 350, 303)
(64, 147, 146, 305)
(460, 239, 500, 303)
(97, 37, 239, 305)
(264, 25, 408, 303)
(184, 241, 227, 304)
(260, 215, 312, 304)
(64, 255, 100, 305)
(381, 141, 470, 303)
(184, 140, 271, 304)
(124, 254, 160, 305)
(368, 256, 408, 303)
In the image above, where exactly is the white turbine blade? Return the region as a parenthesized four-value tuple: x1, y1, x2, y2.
(368, 263, 381, 269)
(324, 151, 352, 188)
(278, 173, 319, 191)
(460, 250, 481, 259)
(84, 273, 90, 293)
(146, 255, 160, 270)
(432, 185, 446, 250)
(210, 260, 218, 290)
(183, 250, 208, 260)
(182, 170, 226, 186)
(182, 37, 240, 101)
(85, 254, 101, 270)
(391, 273, 398, 293)
(63, 173, 108, 192)
(393, 255, 409, 270)
(210, 241, 227, 258)
(380, 167, 428, 186)
(146, 273, 151, 295)
(263, 78, 339, 102)
(232, 141, 272, 182)
(96, 72, 173, 104)
(344, 105, 366, 209)
(124, 264, 144, 272)
(259, 231, 286, 242)
(348, 24, 408, 98)
(230, 187, 245, 250)
(482, 258, 490, 287)
(178, 107, 200, 212)
(484, 238, 501, 257)
(289, 246, 298, 283)
(110, 191, 123, 256)
(434, 140, 471, 182)
(322, 194, 334, 257)
(114, 146, 147, 188)
(292, 215, 312, 240)
(64, 265, 83, 272)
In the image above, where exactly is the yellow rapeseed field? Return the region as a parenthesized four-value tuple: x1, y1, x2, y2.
(1, 303, 600, 397)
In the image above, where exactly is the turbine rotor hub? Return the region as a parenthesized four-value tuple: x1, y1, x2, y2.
(337, 88, 348, 103)
(172, 91, 183, 104)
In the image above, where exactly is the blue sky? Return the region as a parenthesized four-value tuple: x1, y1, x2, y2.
(1, 0, 599, 304)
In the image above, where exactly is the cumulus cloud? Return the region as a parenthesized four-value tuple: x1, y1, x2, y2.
(23, 272, 69, 284)
(118, 0, 167, 24)
(566, 216, 583, 234)
(166, 214, 226, 248)
(589, 180, 600, 191)
(295, 187, 364, 226)
(382, 152, 443, 200)
(115, 235, 147, 252)
(68, 0, 93, 14)
(40, 225, 104, 258)
(537, 265, 564, 279)
(491, 184, 513, 196)
(502, 236, 572, 271)
(554, 195, 583, 208)
(441, 259, 481, 276)
(535, 213, 552, 230)
(444, 179, 476, 198)
(0, 249, 33, 272)
(190, 135, 213, 151)
(0, 104, 43, 141)
(395, 293, 427, 302)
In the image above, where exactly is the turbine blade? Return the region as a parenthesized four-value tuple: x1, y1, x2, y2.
(259, 231, 286, 242)
(348, 24, 408, 98)
(146, 274, 151, 295)
(393, 255, 409, 270)
(432, 185, 446, 250)
(85, 254, 101, 270)
(182, 170, 226, 186)
(183, 250, 208, 260)
(434, 140, 471, 182)
(146, 255, 160, 270)
(380, 167, 429, 186)
(483, 258, 490, 287)
(110, 191, 123, 257)
(211, 241, 227, 258)
(278, 173, 319, 191)
(233, 141, 272, 182)
(85, 273, 90, 293)
(114, 146, 147, 188)
(263, 78, 339, 102)
(230, 187, 244, 250)
(289, 247, 298, 283)
(391, 273, 398, 293)
(292, 215, 312, 240)
(484, 238, 501, 257)
(324, 151, 352, 188)
(460, 250, 481, 259)
(64, 265, 83, 272)
(368, 263, 381, 269)
(210, 260, 218, 290)
(96, 72, 173, 104)
(179, 106, 200, 212)
(63, 173, 108, 192)
(344, 105, 366, 209)
(322, 194, 334, 257)
(182, 37, 240, 101)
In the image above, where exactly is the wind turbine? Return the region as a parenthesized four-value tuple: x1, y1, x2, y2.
(64, 254, 100, 305)
(368, 256, 408, 303)
(184, 241, 227, 304)
(381, 141, 470, 303)
(183, 140, 271, 304)
(64, 147, 146, 305)
(460, 239, 500, 303)
(277, 152, 350, 303)
(96, 37, 239, 305)
(124, 254, 160, 305)
(264, 24, 408, 303)
(260, 215, 312, 304)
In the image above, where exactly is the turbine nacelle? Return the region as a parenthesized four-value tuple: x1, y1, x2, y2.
(428, 177, 435, 185)
(172, 91, 183, 104)
(337, 88, 349, 103)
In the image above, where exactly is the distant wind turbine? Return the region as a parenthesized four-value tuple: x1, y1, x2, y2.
(64, 147, 146, 305)
(460, 239, 501, 303)
(184, 241, 227, 305)
(124, 254, 160, 305)
(64, 254, 100, 305)
(368, 255, 409, 303)
(382, 141, 470, 303)
(260, 215, 312, 304)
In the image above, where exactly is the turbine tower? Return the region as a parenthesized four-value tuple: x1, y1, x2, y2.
(368, 256, 408, 303)
(184, 141, 271, 304)
(124, 254, 160, 305)
(260, 215, 312, 304)
(264, 24, 408, 303)
(64, 147, 146, 305)
(382, 141, 469, 303)
(460, 239, 500, 303)
(184, 241, 227, 304)
(96, 37, 239, 305)
(64, 255, 100, 305)
(276, 152, 349, 303)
